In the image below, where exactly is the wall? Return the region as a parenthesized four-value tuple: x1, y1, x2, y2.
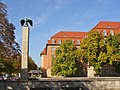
(0, 77, 120, 90)
(45, 45, 59, 77)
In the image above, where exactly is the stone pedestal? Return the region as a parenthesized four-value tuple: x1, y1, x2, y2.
(21, 26, 29, 80)
(21, 69, 28, 80)
(87, 66, 95, 77)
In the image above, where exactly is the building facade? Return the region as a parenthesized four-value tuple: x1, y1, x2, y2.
(40, 21, 120, 77)
(40, 31, 87, 76)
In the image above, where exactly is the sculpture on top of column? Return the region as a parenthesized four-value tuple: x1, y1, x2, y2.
(20, 18, 33, 80)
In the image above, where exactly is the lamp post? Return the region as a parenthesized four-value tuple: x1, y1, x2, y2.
(20, 18, 33, 80)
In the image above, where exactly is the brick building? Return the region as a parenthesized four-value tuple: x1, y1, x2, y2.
(40, 21, 120, 77)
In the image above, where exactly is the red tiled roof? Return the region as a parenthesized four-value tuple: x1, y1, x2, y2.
(41, 21, 120, 55)
(94, 21, 120, 29)
(40, 48, 47, 55)
(47, 31, 88, 44)
(51, 31, 87, 38)
(117, 28, 120, 32)
(93, 21, 120, 35)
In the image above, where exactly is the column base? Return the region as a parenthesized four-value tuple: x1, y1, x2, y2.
(21, 68, 28, 80)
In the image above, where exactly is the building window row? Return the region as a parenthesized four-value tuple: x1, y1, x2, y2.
(52, 39, 55, 44)
(58, 39, 61, 44)
(103, 30, 114, 36)
(52, 39, 61, 44)
(77, 39, 80, 44)
(110, 30, 114, 35)
(52, 39, 80, 44)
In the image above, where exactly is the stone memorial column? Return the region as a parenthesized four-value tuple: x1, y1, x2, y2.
(21, 26, 29, 80)
(20, 18, 32, 80)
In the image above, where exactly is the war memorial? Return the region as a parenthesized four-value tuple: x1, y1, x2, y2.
(0, 20, 120, 90)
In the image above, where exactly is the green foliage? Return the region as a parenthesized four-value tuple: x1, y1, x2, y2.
(79, 30, 105, 75)
(51, 40, 80, 77)
(106, 34, 120, 64)
(113, 62, 120, 74)
(28, 56, 37, 71)
(0, 2, 21, 74)
(106, 34, 120, 74)
(79, 30, 120, 75)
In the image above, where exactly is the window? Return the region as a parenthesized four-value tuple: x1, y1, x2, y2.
(76, 35, 79, 37)
(51, 47, 55, 52)
(52, 39, 55, 44)
(77, 39, 80, 44)
(103, 30, 107, 36)
(64, 34, 67, 37)
(58, 39, 61, 44)
(107, 25, 111, 28)
(51, 54, 55, 58)
(51, 54, 55, 65)
(110, 30, 114, 35)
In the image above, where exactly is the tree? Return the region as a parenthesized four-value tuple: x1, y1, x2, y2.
(79, 30, 105, 74)
(0, 2, 37, 74)
(0, 2, 20, 74)
(79, 30, 120, 75)
(28, 56, 37, 71)
(106, 34, 120, 64)
(106, 34, 120, 74)
(51, 40, 80, 77)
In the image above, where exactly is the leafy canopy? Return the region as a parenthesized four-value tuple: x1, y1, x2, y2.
(79, 30, 106, 74)
(51, 40, 80, 77)
(79, 30, 120, 75)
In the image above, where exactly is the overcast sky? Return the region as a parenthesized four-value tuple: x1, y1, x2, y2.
(2, 0, 120, 67)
